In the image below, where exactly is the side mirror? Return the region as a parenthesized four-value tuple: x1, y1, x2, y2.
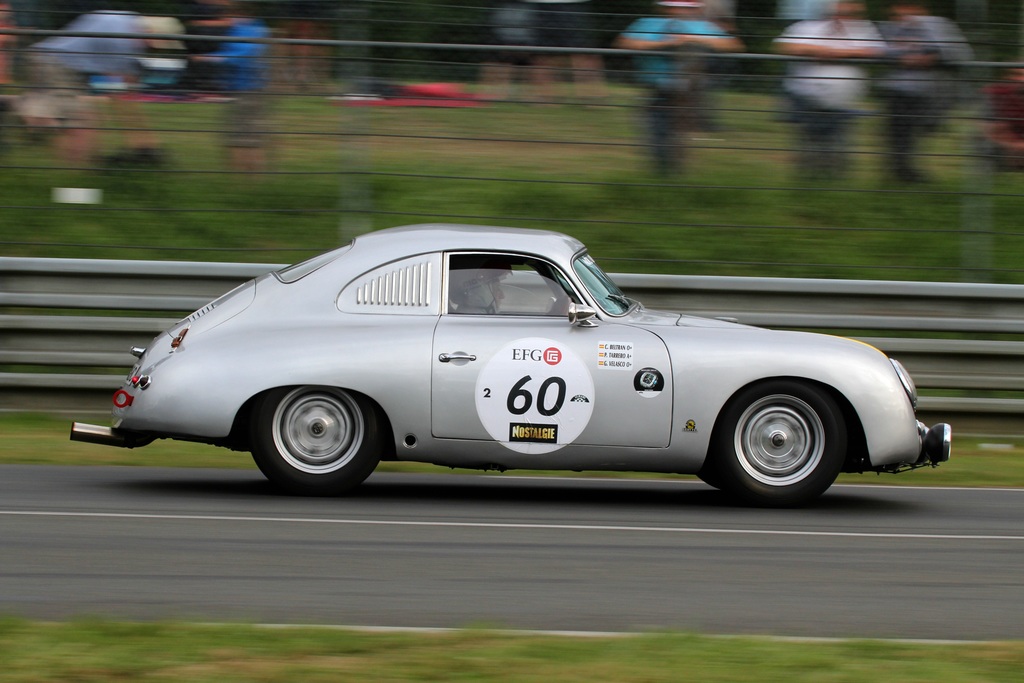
(567, 303, 598, 327)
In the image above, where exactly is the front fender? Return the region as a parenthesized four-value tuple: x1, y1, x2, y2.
(661, 328, 919, 468)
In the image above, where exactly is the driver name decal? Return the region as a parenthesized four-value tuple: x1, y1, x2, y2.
(476, 337, 594, 454)
(597, 341, 634, 370)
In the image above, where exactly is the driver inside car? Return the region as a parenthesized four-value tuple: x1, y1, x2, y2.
(448, 259, 512, 314)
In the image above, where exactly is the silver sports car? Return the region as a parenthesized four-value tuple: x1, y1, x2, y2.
(71, 224, 951, 506)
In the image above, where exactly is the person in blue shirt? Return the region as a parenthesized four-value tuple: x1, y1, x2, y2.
(615, 1, 742, 175)
(191, 0, 269, 173)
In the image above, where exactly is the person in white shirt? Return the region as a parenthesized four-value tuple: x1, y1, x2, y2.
(774, 0, 885, 178)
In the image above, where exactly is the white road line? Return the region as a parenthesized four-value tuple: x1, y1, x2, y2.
(30, 619, 1007, 644)
(249, 624, 1010, 645)
(2, 510, 1022, 541)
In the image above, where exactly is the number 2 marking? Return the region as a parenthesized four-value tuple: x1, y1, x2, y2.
(483, 388, 491, 398)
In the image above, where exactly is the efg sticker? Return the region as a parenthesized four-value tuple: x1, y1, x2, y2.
(633, 367, 665, 398)
(476, 337, 595, 454)
(597, 341, 633, 370)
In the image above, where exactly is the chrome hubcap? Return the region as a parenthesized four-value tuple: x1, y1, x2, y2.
(272, 389, 363, 474)
(734, 395, 825, 487)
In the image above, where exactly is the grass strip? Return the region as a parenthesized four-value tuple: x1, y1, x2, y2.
(0, 619, 1022, 683)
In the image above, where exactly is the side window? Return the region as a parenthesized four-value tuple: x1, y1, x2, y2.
(447, 255, 577, 316)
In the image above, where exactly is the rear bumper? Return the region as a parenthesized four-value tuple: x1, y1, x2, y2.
(70, 422, 154, 449)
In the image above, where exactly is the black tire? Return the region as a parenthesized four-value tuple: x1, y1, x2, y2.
(250, 386, 382, 496)
(709, 380, 846, 507)
(695, 467, 724, 491)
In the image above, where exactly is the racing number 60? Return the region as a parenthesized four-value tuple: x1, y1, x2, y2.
(506, 375, 566, 417)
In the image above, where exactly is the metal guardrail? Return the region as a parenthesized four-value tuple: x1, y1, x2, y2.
(2, 256, 1022, 435)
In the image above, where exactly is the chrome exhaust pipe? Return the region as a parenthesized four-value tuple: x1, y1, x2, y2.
(70, 422, 153, 449)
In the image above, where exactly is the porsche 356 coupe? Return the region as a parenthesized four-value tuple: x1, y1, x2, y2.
(72, 224, 951, 506)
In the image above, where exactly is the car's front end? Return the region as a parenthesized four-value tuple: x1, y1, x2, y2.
(887, 357, 952, 469)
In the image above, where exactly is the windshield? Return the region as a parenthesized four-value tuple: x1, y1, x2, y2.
(572, 253, 633, 315)
(274, 245, 352, 284)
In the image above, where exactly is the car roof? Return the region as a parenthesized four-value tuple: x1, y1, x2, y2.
(351, 224, 586, 262)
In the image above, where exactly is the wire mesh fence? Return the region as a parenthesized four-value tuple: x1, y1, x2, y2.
(1, 1, 1023, 283)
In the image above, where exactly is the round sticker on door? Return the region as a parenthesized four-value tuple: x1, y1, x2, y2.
(475, 337, 595, 454)
(633, 367, 665, 398)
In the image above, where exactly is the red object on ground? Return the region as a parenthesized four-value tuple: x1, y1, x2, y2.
(337, 83, 487, 107)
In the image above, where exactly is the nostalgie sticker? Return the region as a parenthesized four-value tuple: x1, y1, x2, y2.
(475, 337, 595, 454)
(597, 341, 633, 370)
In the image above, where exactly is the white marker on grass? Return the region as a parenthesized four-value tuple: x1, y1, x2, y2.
(52, 188, 103, 204)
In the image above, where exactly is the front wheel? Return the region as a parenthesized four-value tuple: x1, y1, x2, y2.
(709, 380, 847, 507)
(250, 387, 382, 495)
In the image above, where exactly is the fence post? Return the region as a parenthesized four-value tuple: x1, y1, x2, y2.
(337, 1, 373, 243)
(960, 60, 993, 282)
(957, 0, 993, 281)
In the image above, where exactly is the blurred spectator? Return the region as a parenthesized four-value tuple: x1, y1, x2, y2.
(478, 1, 537, 101)
(702, 0, 735, 32)
(181, 0, 233, 96)
(774, 0, 884, 179)
(284, 1, 334, 90)
(523, 0, 606, 103)
(138, 14, 188, 95)
(982, 67, 1024, 171)
(0, 2, 11, 155)
(777, 0, 836, 23)
(20, 8, 164, 167)
(0, 2, 13, 85)
(615, 0, 742, 175)
(694, 0, 742, 132)
(192, 0, 269, 173)
(878, 1, 972, 183)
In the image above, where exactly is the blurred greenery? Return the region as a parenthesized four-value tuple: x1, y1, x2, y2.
(2, 89, 1021, 283)
(0, 619, 1022, 682)
(5, 1, 1022, 281)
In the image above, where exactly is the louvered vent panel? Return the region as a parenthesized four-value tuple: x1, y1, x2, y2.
(185, 303, 216, 323)
(355, 261, 432, 307)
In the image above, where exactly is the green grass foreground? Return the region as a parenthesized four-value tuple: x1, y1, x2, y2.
(4, 413, 1022, 488)
(0, 619, 1021, 683)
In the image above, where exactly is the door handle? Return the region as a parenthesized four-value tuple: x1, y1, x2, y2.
(439, 352, 477, 363)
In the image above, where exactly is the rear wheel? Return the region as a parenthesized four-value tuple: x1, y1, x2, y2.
(710, 380, 846, 506)
(250, 387, 382, 495)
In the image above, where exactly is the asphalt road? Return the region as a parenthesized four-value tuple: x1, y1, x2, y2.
(1, 465, 1022, 640)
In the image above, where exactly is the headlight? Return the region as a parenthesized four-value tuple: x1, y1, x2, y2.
(890, 358, 918, 409)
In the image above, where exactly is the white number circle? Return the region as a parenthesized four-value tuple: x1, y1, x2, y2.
(475, 337, 595, 454)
